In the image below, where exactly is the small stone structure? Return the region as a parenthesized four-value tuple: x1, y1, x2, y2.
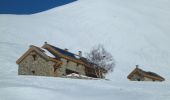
(16, 42, 106, 78)
(127, 65, 165, 82)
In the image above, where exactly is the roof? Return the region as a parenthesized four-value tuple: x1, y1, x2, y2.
(41, 48, 56, 58)
(16, 45, 62, 64)
(49, 45, 77, 59)
(42, 43, 84, 65)
(127, 67, 165, 81)
(146, 71, 163, 78)
(42, 43, 106, 72)
(80, 57, 107, 72)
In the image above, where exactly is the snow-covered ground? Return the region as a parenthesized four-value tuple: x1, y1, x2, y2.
(0, 0, 170, 100)
(0, 76, 170, 100)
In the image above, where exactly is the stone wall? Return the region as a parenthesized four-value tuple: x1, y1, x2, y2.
(18, 51, 86, 77)
(130, 74, 144, 81)
(144, 77, 155, 81)
(56, 58, 86, 76)
(130, 74, 155, 81)
(18, 51, 55, 76)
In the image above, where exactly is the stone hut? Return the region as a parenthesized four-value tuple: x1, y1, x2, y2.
(16, 42, 106, 78)
(127, 65, 165, 82)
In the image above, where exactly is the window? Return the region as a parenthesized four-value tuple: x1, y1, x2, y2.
(32, 70, 35, 74)
(32, 54, 37, 61)
(76, 63, 79, 66)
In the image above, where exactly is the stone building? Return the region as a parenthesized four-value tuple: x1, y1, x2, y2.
(127, 65, 165, 82)
(16, 42, 106, 78)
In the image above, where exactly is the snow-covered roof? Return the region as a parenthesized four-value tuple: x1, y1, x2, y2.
(41, 48, 56, 58)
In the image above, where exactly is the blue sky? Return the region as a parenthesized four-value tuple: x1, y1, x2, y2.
(0, 0, 77, 14)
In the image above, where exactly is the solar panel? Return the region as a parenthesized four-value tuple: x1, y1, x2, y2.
(49, 45, 76, 59)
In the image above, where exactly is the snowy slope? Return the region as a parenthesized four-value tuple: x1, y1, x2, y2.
(0, 76, 170, 100)
(0, 0, 170, 99)
(0, 0, 170, 80)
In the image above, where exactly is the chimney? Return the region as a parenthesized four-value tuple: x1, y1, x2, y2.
(78, 51, 82, 57)
(136, 65, 139, 68)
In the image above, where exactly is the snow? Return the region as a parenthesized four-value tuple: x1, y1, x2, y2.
(65, 73, 98, 79)
(0, 0, 170, 100)
(42, 48, 56, 58)
(0, 76, 170, 100)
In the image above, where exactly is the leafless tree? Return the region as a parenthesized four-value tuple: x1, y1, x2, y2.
(86, 44, 115, 73)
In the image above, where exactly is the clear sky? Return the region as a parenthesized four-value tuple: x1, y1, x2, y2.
(0, 0, 77, 14)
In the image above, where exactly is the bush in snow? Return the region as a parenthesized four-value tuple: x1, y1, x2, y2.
(86, 44, 115, 73)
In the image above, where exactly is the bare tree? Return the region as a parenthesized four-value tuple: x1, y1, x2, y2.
(86, 44, 115, 73)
